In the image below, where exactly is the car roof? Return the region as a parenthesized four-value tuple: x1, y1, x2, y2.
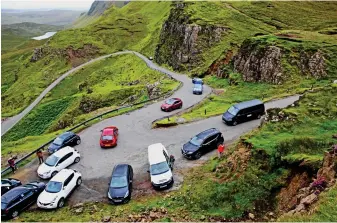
(59, 131, 74, 139)
(112, 164, 129, 177)
(103, 128, 114, 135)
(234, 99, 264, 110)
(148, 143, 167, 165)
(1, 187, 28, 203)
(194, 83, 202, 87)
(196, 128, 220, 139)
(52, 146, 74, 157)
(50, 169, 74, 182)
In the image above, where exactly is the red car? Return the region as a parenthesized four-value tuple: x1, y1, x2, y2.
(161, 98, 183, 112)
(100, 126, 119, 148)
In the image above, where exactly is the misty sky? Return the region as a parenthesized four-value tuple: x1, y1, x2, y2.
(2, 0, 95, 10)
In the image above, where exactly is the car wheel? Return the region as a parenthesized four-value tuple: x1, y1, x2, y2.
(11, 210, 19, 218)
(74, 157, 80, 163)
(76, 177, 82, 186)
(179, 104, 182, 109)
(76, 138, 81, 145)
(57, 198, 65, 208)
(233, 121, 238, 126)
(51, 171, 58, 177)
(257, 114, 262, 119)
(194, 152, 202, 159)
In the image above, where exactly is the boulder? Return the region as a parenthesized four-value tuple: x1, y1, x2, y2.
(73, 203, 84, 208)
(102, 216, 111, 222)
(74, 207, 83, 213)
(300, 193, 318, 205)
(248, 213, 255, 219)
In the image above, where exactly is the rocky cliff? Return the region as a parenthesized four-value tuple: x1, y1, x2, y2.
(154, 2, 228, 72)
(231, 37, 328, 84)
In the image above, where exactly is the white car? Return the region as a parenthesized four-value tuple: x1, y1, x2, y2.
(37, 146, 80, 179)
(37, 169, 82, 209)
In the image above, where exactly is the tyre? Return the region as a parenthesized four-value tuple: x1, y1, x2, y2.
(179, 104, 182, 109)
(76, 138, 81, 145)
(76, 177, 82, 186)
(194, 151, 202, 159)
(257, 114, 262, 119)
(11, 210, 19, 218)
(74, 157, 80, 163)
(57, 198, 65, 208)
(51, 171, 58, 177)
(233, 121, 238, 126)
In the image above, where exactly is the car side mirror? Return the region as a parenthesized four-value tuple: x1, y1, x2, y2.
(100, 130, 103, 132)
(63, 186, 66, 190)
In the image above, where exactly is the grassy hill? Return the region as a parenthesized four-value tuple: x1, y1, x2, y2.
(1, 22, 62, 52)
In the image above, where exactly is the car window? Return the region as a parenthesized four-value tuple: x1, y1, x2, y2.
(45, 155, 60, 167)
(150, 161, 170, 175)
(64, 173, 74, 187)
(227, 106, 239, 116)
(189, 136, 203, 146)
(1, 180, 11, 186)
(58, 152, 73, 164)
(1, 202, 7, 209)
(102, 135, 113, 140)
(22, 190, 34, 198)
(53, 137, 64, 146)
(110, 176, 128, 188)
(45, 181, 62, 193)
(11, 196, 22, 205)
(165, 99, 175, 105)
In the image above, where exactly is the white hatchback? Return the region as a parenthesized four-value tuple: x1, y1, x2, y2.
(37, 169, 82, 209)
(37, 146, 80, 179)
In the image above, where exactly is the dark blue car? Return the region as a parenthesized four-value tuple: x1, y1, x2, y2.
(192, 78, 203, 85)
(48, 132, 81, 154)
(107, 164, 133, 204)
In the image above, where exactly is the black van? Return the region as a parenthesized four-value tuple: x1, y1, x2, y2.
(222, 99, 265, 126)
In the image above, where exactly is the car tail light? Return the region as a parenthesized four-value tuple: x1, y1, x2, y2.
(4, 209, 9, 214)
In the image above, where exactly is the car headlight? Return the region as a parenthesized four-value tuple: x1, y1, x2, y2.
(108, 193, 112, 199)
(187, 151, 193, 154)
(124, 191, 129, 198)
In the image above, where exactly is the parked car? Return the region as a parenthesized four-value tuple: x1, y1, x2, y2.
(182, 128, 224, 159)
(193, 83, 203, 95)
(222, 99, 265, 126)
(1, 178, 22, 195)
(161, 98, 183, 112)
(100, 126, 119, 148)
(37, 146, 80, 179)
(192, 77, 203, 85)
(48, 132, 81, 154)
(107, 164, 133, 204)
(147, 143, 174, 190)
(1, 182, 45, 219)
(37, 169, 82, 209)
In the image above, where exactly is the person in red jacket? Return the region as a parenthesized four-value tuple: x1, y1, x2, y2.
(8, 156, 17, 173)
(217, 143, 225, 158)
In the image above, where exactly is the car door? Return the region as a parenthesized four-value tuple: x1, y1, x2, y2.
(7, 196, 22, 214)
(128, 166, 133, 192)
(56, 153, 73, 171)
(62, 173, 75, 198)
(173, 100, 179, 109)
(20, 190, 35, 209)
(63, 135, 72, 147)
(201, 137, 212, 152)
(207, 135, 218, 151)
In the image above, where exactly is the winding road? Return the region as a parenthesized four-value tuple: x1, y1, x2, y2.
(5, 51, 300, 204)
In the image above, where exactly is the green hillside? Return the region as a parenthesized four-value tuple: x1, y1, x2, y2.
(1, 22, 62, 52)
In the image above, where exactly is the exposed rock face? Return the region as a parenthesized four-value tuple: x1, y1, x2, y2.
(30, 44, 99, 67)
(317, 152, 336, 185)
(233, 39, 284, 84)
(155, 2, 228, 71)
(299, 50, 327, 78)
(146, 81, 161, 99)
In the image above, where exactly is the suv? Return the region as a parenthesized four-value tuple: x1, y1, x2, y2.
(48, 132, 81, 154)
(182, 128, 224, 159)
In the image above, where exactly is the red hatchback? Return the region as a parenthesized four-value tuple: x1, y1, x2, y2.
(161, 98, 183, 112)
(100, 126, 119, 148)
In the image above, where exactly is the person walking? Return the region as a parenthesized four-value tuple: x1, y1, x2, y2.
(217, 142, 225, 158)
(37, 149, 44, 164)
(8, 157, 17, 173)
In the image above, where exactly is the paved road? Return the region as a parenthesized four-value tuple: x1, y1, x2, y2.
(2, 51, 196, 136)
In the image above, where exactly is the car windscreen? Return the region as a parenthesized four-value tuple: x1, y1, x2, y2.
(102, 135, 113, 140)
(53, 137, 64, 146)
(110, 176, 128, 188)
(194, 84, 202, 90)
(44, 155, 59, 167)
(1, 180, 10, 187)
(189, 136, 203, 146)
(23, 184, 38, 189)
(150, 161, 170, 175)
(227, 105, 239, 116)
(165, 99, 175, 105)
(1, 202, 7, 209)
(45, 181, 62, 193)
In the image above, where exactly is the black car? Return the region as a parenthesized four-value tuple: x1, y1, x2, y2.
(222, 99, 265, 126)
(1, 182, 45, 219)
(182, 128, 224, 159)
(107, 164, 133, 204)
(48, 131, 81, 154)
(1, 178, 22, 195)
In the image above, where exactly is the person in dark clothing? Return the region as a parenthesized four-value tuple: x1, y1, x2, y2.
(37, 149, 44, 164)
(8, 157, 17, 173)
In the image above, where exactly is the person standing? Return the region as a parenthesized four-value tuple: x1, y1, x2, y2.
(217, 143, 225, 158)
(8, 157, 16, 173)
(37, 149, 44, 164)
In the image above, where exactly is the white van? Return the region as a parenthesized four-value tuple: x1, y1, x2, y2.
(147, 143, 174, 189)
